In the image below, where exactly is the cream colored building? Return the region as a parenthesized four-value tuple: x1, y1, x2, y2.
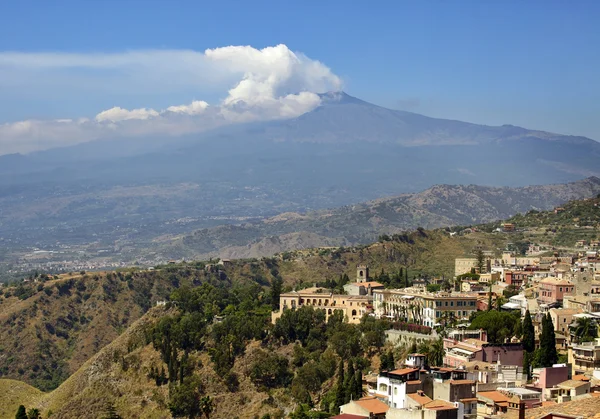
(373, 288, 477, 328)
(271, 287, 371, 324)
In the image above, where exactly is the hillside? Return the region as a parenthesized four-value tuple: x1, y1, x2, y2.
(166, 177, 600, 260)
(0, 270, 182, 390)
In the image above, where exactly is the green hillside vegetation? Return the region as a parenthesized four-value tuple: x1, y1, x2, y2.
(1, 273, 444, 419)
(508, 195, 600, 228)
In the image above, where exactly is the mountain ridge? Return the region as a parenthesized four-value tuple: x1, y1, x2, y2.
(167, 176, 600, 260)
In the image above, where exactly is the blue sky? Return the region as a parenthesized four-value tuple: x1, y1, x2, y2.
(0, 0, 599, 154)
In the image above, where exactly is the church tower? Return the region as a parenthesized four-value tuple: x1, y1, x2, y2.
(356, 264, 369, 283)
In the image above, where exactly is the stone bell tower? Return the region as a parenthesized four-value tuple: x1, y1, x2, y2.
(356, 264, 369, 283)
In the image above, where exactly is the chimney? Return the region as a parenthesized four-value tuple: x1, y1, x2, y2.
(518, 401, 525, 419)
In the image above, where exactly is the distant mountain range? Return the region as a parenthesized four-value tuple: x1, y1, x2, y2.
(0, 92, 599, 260)
(164, 176, 600, 260)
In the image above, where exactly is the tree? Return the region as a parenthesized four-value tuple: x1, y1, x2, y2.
(354, 369, 363, 399)
(522, 310, 535, 353)
(380, 350, 395, 371)
(270, 277, 283, 310)
(573, 317, 598, 343)
(427, 337, 444, 367)
(27, 409, 41, 419)
(249, 350, 292, 390)
(15, 406, 27, 419)
(344, 361, 355, 403)
(199, 396, 214, 419)
(523, 351, 532, 380)
(487, 288, 493, 312)
(334, 359, 345, 412)
(536, 313, 558, 367)
(469, 311, 519, 344)
(476, 250, 486, 273)
(168, 375, 204, 418)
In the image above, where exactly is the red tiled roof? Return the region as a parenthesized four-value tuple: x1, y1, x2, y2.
(331, 415, 368, 419)
(478, 391, 510, 403)
(424, 400, 458, 411)
(390, 367, 419, 376)
(354, 396, 390, 415)
(450, 379, 476, 385)
(407, 392, 433, 406)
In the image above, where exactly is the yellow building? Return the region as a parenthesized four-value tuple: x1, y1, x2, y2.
(271, 287, 371, 324)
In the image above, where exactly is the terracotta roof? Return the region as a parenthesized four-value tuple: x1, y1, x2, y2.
(407, 392, 433, 406)
(541, 401, 557, 407)
(424, 399, 458, 410)
(478, 391, 510, 403)
(407, 380, 422, 385)
(450, 379, 476, 385)
(503, 396, 600, 419)
(558, 379, 589, 389)
(354, 396, 390, 415)
(573, 374, 591, 382)
(331, 415, 368, 419)
(389, 367, 419, 376)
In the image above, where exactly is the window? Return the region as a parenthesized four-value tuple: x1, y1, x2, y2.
(445, 301, 448, 306)
(560, 287, 563, 292)
(450, 301, 454, 306)
(394, 387, 398, 395)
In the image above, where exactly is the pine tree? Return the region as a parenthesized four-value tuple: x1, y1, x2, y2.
(522, 310, 535, 353)
(335, 359, 345, 412)
(15, 406, 27, 419)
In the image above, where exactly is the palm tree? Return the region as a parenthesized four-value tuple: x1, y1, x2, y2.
(573, 317, 598, 343)
(27, 409, 41, 419)
(428, 337, 445, 367)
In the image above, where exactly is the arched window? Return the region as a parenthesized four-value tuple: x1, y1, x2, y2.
(379, 383, 388, 392)
(352, 309, 357, 317)
(328, 309, 332, 315)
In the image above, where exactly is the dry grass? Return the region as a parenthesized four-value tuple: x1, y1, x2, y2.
(0, 379, 43, 419)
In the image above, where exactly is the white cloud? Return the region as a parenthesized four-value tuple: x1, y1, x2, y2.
(0, 44, 342, 155)
(95, 106, 160, 122)
(166, 100, 209, 115)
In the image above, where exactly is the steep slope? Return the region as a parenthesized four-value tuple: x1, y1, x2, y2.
(0, 271, 176, 390)
(167, 177, 600, 259)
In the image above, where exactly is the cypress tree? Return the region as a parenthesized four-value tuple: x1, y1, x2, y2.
(405, 268, 409, 288)
(354, 370, 363, 399)
(545, 313, 558, 366)
(522, 310, 535, 353)
(345, 361, 355, 403)
(487, 289, 493, 312)
(523, 351, 532, 380)
(335, 359, 345, 412)
(15, 405, 27, 419)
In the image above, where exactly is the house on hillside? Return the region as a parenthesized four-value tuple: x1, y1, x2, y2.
(339, 396, 389, 419)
